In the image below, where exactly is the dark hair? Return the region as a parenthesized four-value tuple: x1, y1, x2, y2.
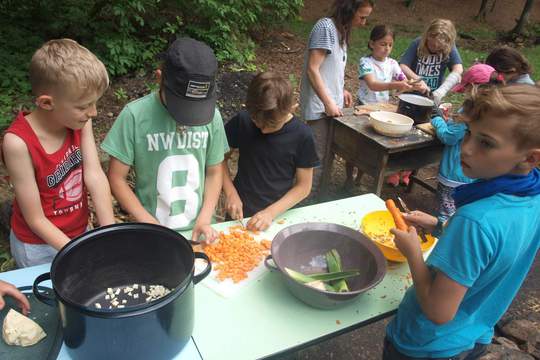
(485, 46, 532, 75)
(368, 25, 394, 51)
(331, 0, 374, 47)
(246, 72, 294, 128)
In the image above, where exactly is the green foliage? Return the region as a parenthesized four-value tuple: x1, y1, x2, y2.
(0, 0, 304, 128)
(145, 81, 160, 94)
(0, 240, 15, 272)
(288, 74, 299, 91)
(180, 0, 303, 65)
(0, 22, 39, 128)
(114, 87, 129, 102)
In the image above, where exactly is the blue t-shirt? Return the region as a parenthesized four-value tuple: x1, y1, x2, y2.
(400, 37, 462, 91)
(509, 73, 535, 85)
(386, 193, 540, 358)
(431, 116, 473, 186)
(226, 111, 320, 216)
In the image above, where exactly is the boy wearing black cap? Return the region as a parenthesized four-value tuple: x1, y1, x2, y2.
(101, 37, 229, 243)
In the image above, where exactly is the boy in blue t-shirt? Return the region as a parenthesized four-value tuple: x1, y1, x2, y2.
(222, 72, 319, 231)
(384, 84, 540, 359)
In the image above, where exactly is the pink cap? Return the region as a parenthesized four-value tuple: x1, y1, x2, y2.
(452, 64, 496, 93)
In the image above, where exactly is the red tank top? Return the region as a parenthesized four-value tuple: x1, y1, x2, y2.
(6, 112, 89, 244)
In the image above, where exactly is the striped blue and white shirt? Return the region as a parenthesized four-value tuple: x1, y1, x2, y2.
(300, 18, 347, 121)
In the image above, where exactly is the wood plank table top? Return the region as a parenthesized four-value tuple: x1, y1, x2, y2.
(335, 108, 438, 152)
(323, 108, 442, 195)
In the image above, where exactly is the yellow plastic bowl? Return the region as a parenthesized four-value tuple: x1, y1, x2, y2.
(360, 210, 435, 262)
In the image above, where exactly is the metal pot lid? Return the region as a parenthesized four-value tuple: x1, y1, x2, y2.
(398, 93, 434, 107)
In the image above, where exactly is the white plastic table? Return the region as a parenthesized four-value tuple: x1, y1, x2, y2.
(182, 193, 416, 360)
(1, 193, 419, 360)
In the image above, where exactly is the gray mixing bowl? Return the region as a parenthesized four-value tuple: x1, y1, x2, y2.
(265, 222, 387, 309)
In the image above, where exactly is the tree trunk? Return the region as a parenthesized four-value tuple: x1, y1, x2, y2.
(476, 0, 490, 20)
(490, 0, 498, 13)
(512, 0, 535, 35)
(405, 0, 415, 9)
(475, 0, 498, 20)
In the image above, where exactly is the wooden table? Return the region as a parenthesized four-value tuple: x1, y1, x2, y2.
(322, 108, 443, 196)
(1, 194, 428, 360)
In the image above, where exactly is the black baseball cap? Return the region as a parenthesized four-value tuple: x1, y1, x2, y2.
(162, 37, 218, 126)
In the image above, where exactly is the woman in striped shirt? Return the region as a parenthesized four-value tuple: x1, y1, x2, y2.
(299, 0, 374, 199)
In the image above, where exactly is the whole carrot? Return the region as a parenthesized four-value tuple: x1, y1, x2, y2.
(385, 199, 408, 231)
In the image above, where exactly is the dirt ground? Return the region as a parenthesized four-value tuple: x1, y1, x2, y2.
(0, 0, 538, 358)
(300, 0, 540, 31)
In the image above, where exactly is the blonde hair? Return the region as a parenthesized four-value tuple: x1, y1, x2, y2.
(30, 39, 109, 98)
(462, 84, 540, 149)
(417, 19, 457, 60)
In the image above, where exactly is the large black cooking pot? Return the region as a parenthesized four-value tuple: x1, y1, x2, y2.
(32, 223, 211, 360)
(397, 93, 435, 124)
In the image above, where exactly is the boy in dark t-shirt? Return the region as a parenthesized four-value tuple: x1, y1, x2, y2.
(222, 72, 319, 231)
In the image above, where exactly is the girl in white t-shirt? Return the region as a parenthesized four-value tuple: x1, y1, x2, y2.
(350, 25, 413, 187)
(357, 25, 412, 104)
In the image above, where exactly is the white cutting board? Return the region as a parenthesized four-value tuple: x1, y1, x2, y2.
(194, 227, 272, 299)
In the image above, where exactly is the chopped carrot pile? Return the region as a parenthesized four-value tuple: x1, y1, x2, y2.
(203, 227, 270, 283)
(228, 225, 244, 231)
(261, 239, 272, 250)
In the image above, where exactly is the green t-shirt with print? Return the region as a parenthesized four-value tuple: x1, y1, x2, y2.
(101, 92, 229, 231)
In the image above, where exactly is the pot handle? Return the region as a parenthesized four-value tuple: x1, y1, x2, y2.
(32, 273, 56, 306)
(264, 255, 279, 271)
(193, 252, 212, 284)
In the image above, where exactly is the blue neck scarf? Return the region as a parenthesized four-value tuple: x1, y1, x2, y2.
(453, 168, 540, 208)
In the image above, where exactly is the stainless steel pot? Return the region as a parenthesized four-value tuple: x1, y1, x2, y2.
(265, 222, 386, 309)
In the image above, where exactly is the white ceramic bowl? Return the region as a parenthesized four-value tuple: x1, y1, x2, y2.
(369, 111, 414, 137)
